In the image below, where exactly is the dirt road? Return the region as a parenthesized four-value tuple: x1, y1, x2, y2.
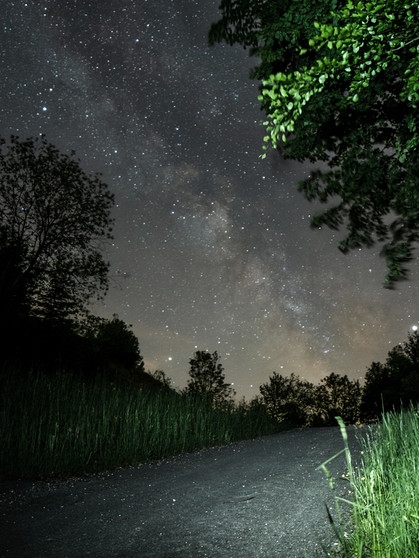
(0, 426, 363, 557)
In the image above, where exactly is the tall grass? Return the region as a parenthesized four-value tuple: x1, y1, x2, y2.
(323, 409, 419, 557)
(0, 369, 278, 479)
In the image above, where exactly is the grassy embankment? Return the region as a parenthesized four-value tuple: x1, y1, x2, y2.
(0, 368, 279, 479)
(5, 365, 419, 555)
(324, 409, 419, 558)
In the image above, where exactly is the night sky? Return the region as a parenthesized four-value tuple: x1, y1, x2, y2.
(3, 0, 419, 399)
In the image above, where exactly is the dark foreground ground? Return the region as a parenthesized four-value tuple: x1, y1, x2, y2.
(0, 426, 363, 558)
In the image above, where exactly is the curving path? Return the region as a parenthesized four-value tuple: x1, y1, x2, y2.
(0, 426, 364, 557)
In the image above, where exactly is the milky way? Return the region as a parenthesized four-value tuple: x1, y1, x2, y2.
(2, 0, 419, 398)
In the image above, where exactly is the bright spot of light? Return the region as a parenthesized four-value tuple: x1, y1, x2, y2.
(412, 325, 418, 332)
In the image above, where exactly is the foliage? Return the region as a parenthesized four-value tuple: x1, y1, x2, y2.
(184, 350, 236, 407)
(361, 331, 419, 421)
(1, 311, 146, 387)
(260, 0, 419, 148)
(90, 314, 143, 371)
(259, 372, 317, 427)
(324, 409, 419, 557)
(149, 369, 173, 391)
(0, 368, 279, 479)
(316, 372, 362, 425)
(209, 0, 337, 79)
(208, 0, 261, 51)
(0, 135, 114, 321)
(0, 242, 32, 318)
(210, 0, 419, 285)
(259, 371, 361, 427)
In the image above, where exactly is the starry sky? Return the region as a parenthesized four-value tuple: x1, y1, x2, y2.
(2, 0, 419, 399)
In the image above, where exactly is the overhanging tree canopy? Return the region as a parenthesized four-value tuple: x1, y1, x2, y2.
(211, 0, 419, 285)
(0, 135, 114, 321)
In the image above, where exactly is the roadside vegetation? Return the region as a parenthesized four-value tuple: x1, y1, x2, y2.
(0, 366, 279, 479)
(323, 410, 419, 557)
(2, 330, 419, 480)
(2, 330, 419, 482)
(2, 136, 419, 555)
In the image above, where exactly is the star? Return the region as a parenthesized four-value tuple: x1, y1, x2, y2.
(2, 1, 419, 399)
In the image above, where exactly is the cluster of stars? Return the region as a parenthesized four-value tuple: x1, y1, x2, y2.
(2, 0, 419, 398)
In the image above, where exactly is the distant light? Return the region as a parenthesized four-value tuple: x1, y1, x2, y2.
(412, 325, 418, 332)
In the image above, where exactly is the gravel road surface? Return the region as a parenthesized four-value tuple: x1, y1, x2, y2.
(0, 425, 363, 558)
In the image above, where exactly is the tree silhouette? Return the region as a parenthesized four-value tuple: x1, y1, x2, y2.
(361, 332, 419, 421)
(259, 372, 317, 427)
(315, 373, 362, 426)
(0, 240, 32, 318)
(0, 135, 114, 323)
(92, 315, 144, 372)
(184, 350, 235, 406)
(260, 371, 362, 427)
(150, 369, 173, 391)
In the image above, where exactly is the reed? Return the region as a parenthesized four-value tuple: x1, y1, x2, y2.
(322, 409, 419, 557)
(0, 368, 278, 479)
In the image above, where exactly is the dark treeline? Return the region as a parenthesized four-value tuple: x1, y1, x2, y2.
(258, 331, 419, 427)
(4, 316, 419, 431)
(2, 135, 419, 434)
(0, 135, 158, 389)
(1, 310, 155, 388)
